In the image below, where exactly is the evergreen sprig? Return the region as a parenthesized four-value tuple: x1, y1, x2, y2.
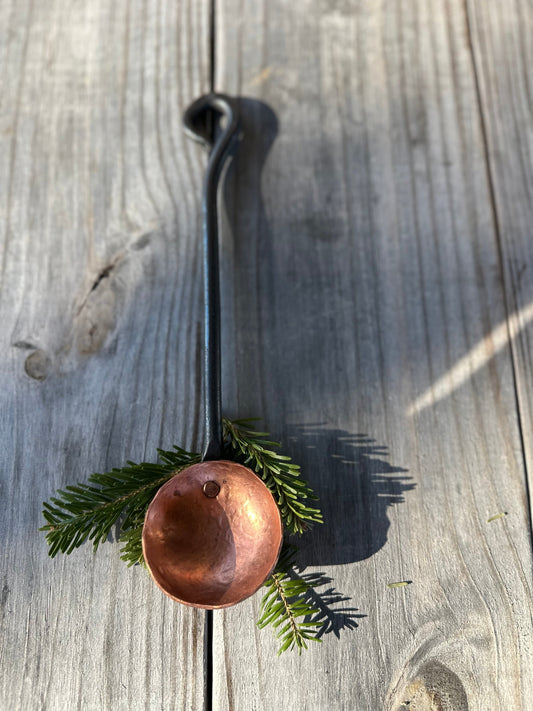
(41, 446, 200, 558)
(222, 418, 323, 535)
(258, 544, 322, 655)
(41, 419, 325, 654)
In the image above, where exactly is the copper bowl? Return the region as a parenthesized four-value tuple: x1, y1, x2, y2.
(142, 460, 283, 608)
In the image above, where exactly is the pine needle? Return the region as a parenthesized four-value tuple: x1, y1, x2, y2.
(387, 581, 411, 588)
(487, 512, 507, 523)
(119, 520, 145, 567)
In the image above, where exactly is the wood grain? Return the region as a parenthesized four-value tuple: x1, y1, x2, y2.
(2, 0, 533, 709)
(0, 1, 210, 708)
(465, 0, 533, 505)
(214, 1, 533, 709)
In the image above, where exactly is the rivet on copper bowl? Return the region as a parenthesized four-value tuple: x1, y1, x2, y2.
(142, 460, 283, 609)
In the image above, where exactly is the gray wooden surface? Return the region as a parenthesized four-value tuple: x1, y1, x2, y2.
(1, 1, 532, 710)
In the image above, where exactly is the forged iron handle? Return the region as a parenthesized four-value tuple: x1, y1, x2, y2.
(183, 94, 240, 461)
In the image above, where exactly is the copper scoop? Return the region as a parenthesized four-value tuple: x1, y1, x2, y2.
(142, 95, 282, 608)
(143, 460, 282, 608)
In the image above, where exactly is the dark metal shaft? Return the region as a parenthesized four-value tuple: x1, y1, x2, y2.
(183, 94, 240, 460)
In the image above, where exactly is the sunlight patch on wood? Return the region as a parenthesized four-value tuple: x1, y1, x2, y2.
(407, 300, 533, 416)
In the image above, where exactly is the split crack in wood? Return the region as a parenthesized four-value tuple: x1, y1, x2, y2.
(74, 251, 125, 320)
(89, 264, 115, 294)
(70, 250, 132, 357)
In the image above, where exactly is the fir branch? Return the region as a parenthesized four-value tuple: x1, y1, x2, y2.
(41, 447, 199, 558)
(258, 545, 322, 655)
(222, 418, 323, 535)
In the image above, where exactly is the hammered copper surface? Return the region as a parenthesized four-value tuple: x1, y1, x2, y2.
(142, 460, 283, 608)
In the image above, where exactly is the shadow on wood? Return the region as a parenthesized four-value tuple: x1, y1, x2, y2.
(221, 97, 414, 569)
(286, 425, 414, 567)
(291, 567, 367, 639)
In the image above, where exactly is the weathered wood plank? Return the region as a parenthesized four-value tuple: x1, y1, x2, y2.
(465, 0, 533, 504)
(214, 1, 533, 709)
(0, 1, 210, 708)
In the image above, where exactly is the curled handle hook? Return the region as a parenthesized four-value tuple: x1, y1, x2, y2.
(183, 93, 239, 151)
(183, 94, 240, 461)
